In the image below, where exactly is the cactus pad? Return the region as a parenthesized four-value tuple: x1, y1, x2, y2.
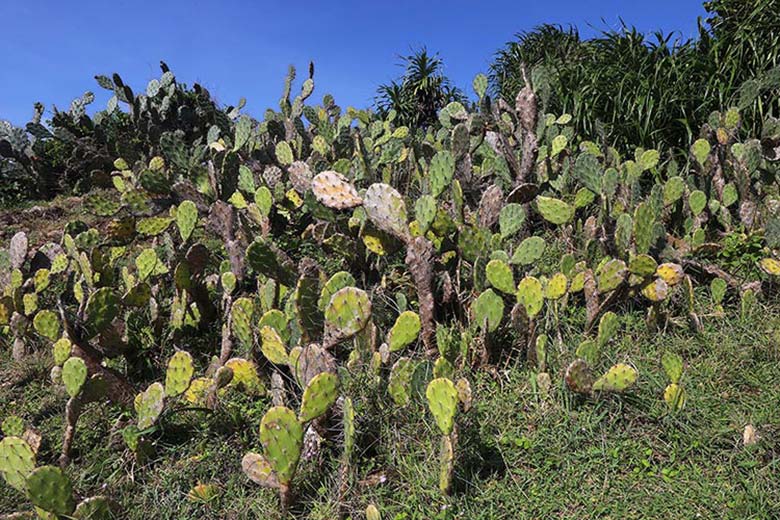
(426, 378, 459, 435)
(299, 372, 339, 422)
(575, 340, 599, 365)
(259, 406, 303, 485)
(318, 272, 356, 312)
(311, 171, 362, 210)
(33, 310, 60, 341)
(388, 357, 416, 406)
(429, 151, 455, 198)
(0, 436, 35, 491)
(73, 496, 111, 519)
(363, 183, 410, 242)
(135, 382, 165, 429)
(84, 288, 120, 338)
(415, 195, 437, 234)
(597, 259, 627, 293)
(387, 311, 421, 352)
(472, 289, 505, 332)
(366, 504, 381, 520)
(511, 236, 546, 265)
(544, 272, 568, 300)
(225, 358, 265, 395)
(1, 416, 24, 437)
(564, 359, 594, 394)
(439, 434, 454, 495)
(230, 297, 255, 348)
(260, 326, 289, 365)
(499, 203, 526, 239)
(663, 383, 686, 411)
(641, 278, 669, 302)
(176, 200, 198, 242)
(656, 263, 684, 286)
(242, 452, 280, 489)
(597, 311, 619, 348)
(759, 258, 780, 276)
(535, 196, 574, 225)
(592, 364, 638, 392)
(433, 356, 455, 379)
(165, 351, 194, 397)
(661, 352, 683, 384)
(25, 465, 75, 516)
(485, 259, 515, 295)
(629, 254, 658, 277)
(516, 276, 544, 318)
(62, 357, 88, 398)
(184, 377, 213, 406)
(324, 287, 371, 346)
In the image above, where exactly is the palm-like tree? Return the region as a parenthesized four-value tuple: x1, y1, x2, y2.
(376, 48, 466, 128)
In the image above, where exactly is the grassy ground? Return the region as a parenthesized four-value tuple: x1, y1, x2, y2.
(2, 293, 779, 519)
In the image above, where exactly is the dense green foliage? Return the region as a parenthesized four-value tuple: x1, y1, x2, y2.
(490, 0, 780, 152)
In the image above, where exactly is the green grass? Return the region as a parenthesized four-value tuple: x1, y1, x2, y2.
(2, 298, 779, 519)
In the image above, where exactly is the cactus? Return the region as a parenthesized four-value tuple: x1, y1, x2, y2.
(275, 141, 294, 165)
(597, 312, 619, 348)
(242, 452, 280, 489)
(429, 151, 455, 198)
(499, 203, 526, 239)
(311, 171, 363, 210)
(710, 277, 727, 306)
(224, 358, 265, 395)
(434, 356, 455, 379)
(363, 183, 410, 242)
(73, 495, 111, 519)
(628, 254, 658, 277)
(664, 383, 686, 411)
(62, 357, 88, 398)
(575, 340, 599, 365)
(641, 278, 669, 302)
(84, 288, 120, 338)
(656, 263, 684, 286)
(544, 272, 568, 300)
(135, 382, 165, 429)
(511, 236, 545, 265)
(230, 297, 255, 348)
(0, 436, 36, 491)
(1, 416, 24, 437)
(25, 465, 75, 516)
(485, 259, 515, 295)
(388, 357, 416, 406)
(662, 352, 683, 384)
(299, 372, 339, 422)
(597, 259, 627, 293)
(259, 406, 303, 487)
(260, 326, 289, 365)
(633, 203, 655, 255)
(323, 287, 371, 347)
(9, 231, 28, 270)
(535, 196, 574, 225)
(516, 276, 543, 318)
(425, 378, 458, 436)
(387, 311, 421, 352)
(759, 258, 780, 276)
(176, 200, 198, 242)
(565, 359, 594, 394)
(439, 434, 455, 495)
(592, 363, 638, 392)
(366, 504, 382, 520)
(32, 310, 60, 341)
(164, 351, 194, 397)
(472, 289, 504, 332)
(414, 195, 437, 234)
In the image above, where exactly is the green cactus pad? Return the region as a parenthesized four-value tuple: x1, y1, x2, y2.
(318, 272, 356, 312)
(0, 436, 35, 491)
(592, 363, 638, 392)
(516, 276, 544, 318)
(32, 310, 60, 341)
(230, 297, 255, 347)
(25, 465, 75, 516)
(662, 352, 684, 384)
(84, 288, 120, 338)
(62, 357, 88, 398)
(633, 203, 655, 255)
(135, 382, 165, 430)
(73, 496, 111, 519)
(324, 287, 371, 345)
(710, 278, 727, 305)
(535, 196, 574, 225)
(641, 278, 669, 302)
(499, 203, 526, 239)
(259, 406, 303, 485)
(597, 312, 619, 348)
(472, 289, 504, 332)
(245, 239, 296, 286)
(176, 200, 198, 242)
(663, 176, 686, 206)
(184, 377, 213, 406)
(415, 195, 437, 234)
(242, 452, 280, 489)
(426, 378, 459, 435)
(299, 372, 339, 422)
(663, 383, 686, 411)
(429, 151, 455, 198)
(544, 272, 568, 300)
(258, 309, 290, 343)
(311, 171, 362, 210)
(388, 357, 417, 406)
(565, 359, 594, 394)
(1, 416, 24, 437)
(136, 217, 172, 236)
(387, 311, 421, 352)
(575, 340, 599, 365)
(597, 259, 627, 293)
(433, 356, 455, 379)
(511, 236, 546, 265)
(165, 351, 194, 397)
(485, 259, 515, 295)
(343, 396, 356, 459)
(628, 254, 658, 277)
(363, 183, 410, 242)
(225, 358, 265, 395)
(260, 326, 289, 365)
(275, 141, 294, 165)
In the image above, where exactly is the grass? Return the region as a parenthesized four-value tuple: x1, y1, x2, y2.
(2, 291, 779, 519)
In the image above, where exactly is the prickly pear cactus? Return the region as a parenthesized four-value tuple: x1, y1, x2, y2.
(0, 436, 36, 491)
(564, 359, 594, 394)
(25, 465, 75, 516)
(415, 195, 437, 234)
(429, 151, 455, 198)
(230, 297, 255, 348)
(135, 382, 165, 429)
(224, 358, 265, 395)
(656, 263, 684, 286)
(512, 236, 546, 265)
(388, 357, 417, 406)
(387, 311, 421, 352)
(439, 434, 455, 495)
(259, 406, 303, 485)
(242, 452, 280, 489)
(516, 276, 544, 318)
(62, 357, 88, 398)
(318, 272, 356, 312)
(164, 351, 194, 397)
(597, 259, 627, 293)
(535, 196, 574, 225)
(260, 326, 289, 365)
(32, 310, 60, 341)
(299, 372, 339, 422)
(176, 200, 198, 242)
(661, 352, 683, 384)
(592, 364, 638, 392)
(84, 287, 120, 338)
(663, 383, 686, 411)
(472, 289, 505, 332)
(544, 272, 568, 300)
(485, 259, 515, 295)
(426, 378, 459, 436)
(323, 287, 371, 346)
(311, 171, 362, 210)
(363, 183, 410, 242)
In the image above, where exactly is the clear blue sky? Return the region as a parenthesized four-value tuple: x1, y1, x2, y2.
(0, 0, 707, 126)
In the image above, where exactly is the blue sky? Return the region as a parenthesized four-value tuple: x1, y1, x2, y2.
(0, 0, 707, 126)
